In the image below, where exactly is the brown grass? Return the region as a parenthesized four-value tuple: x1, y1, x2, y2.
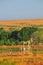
(0, 52, 43, 65)
(0, 19, 43, 26)
(0, 19, 43, 65)
(0, 19, 43, 31)
(0, 45, 43, 65)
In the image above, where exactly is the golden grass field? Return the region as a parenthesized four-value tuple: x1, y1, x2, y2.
(0, 19, 43, 31)
(0, 19, 43, 27)
(0, 19, 43, 65)
(0, 45, 43, 65)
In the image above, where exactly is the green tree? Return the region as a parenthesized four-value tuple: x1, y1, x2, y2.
(32, 30, 43, 45)
(19, 27, 38, 41)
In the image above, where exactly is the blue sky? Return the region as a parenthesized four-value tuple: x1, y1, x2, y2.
(0, 0, 43, 20)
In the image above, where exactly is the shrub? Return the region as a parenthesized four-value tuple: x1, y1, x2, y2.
(0, 40, 4, 45)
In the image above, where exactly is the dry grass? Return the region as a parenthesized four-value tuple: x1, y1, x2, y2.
(0, 52, 43, 65)
(0, 19, 43, 65)
(0, 45, 43, 65)
(0, 19, 43, 26)
(0, 19, 43, 31)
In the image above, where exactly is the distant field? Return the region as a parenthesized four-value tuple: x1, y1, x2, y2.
(0, 19, 43, 26)
(0, 19, 43, 31)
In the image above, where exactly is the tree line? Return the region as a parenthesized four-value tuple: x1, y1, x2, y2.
(0, 26, 43, 45)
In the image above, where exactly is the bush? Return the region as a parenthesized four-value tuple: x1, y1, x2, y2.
(15, 40, 20, 45)
(6, 39, 12, 45)
(0, 40, 4, 45)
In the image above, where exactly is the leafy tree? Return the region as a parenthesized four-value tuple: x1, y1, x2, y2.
(11, 31, 19, 40)
(19, 27, 38, 41)
(20, 27, 30, 41)
(32, 30, 43, 45)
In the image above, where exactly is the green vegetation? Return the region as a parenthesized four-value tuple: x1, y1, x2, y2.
(0, 26, 38, 45)
(0, 59, 16, 65)
(32, 28, 43, 45)
(0, 26, 43, 45)
(19, 27, 37, 41)
(0, 48, 20, 53)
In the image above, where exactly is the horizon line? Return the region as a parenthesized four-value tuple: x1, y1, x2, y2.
(0, 18, 43, 21)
